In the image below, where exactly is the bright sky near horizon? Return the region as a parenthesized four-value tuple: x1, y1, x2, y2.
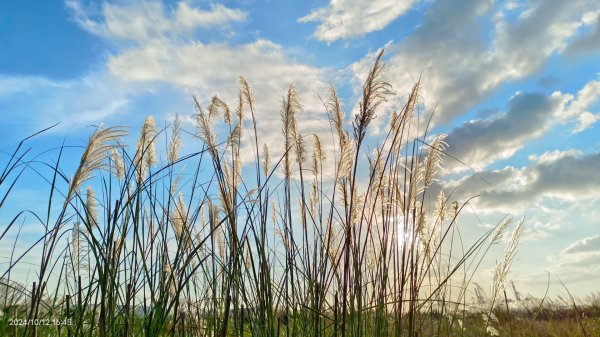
(1, 0, 600, 297)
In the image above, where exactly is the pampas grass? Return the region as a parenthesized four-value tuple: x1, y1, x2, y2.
(0, 51, 557, 337)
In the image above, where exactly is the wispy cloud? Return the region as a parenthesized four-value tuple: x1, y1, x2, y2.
(563, 235, 600, 255)
(66, 0, 246, 43)
(299, 0, 419, 42)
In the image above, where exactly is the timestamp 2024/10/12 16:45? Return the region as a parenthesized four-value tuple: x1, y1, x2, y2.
(8, 318, 73, 326)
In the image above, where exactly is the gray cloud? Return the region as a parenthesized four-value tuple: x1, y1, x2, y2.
(563, 235, 600, 254)
(447, 150, 600, 210)
(444, 92, 564, 171)
(564, 13, 600, 57)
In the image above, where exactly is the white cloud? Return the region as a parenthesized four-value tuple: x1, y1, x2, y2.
(299, 0, 419, 42)
(66, 0, 246, 43)
(67, 1, 343, 170)
(106, 37, 335, 164)
(562, 79, 600, 132)
(528, 149, 584, 164)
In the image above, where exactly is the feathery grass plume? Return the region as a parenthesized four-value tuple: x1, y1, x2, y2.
(388, 110, 400, 133)
(233, 151, 242, 186)
(208, 200, 224, 257)
(337, 137, 354, 180)
(221, 163, 234, 205)
(271, 200, 279, 224)
(170, 193, 187, 243)
(491, 217, 512, 244)
(295, 132, 307, 164)
(244, 239, 252, 269)
(309, 182, 318, 216)
(238, 76, 255, 112)
(69, 126, 127, 197)
(370, 148, 385, 196)
(490, 218, 525, 314)
(326, 85, 345, 144)
(435, 190, 447, 223)
(421, 134, 448, 186)
(262, 143, 271, 177)
(134, 116, 157, 180)
(311, 134, 325, 176)
(281, 83, 302, 178)
(235, 88, 245, 122)
(310, 134, 324, 215)
(227, 123, 242, 157)
(194, 96, 218, 159)
(353, 49, 394, 143)
(207, 95, 230, 123)
(350, 189, 364, 225)
(111, 148, 125, 180)
(85, 186, 99, 228)
(403, 81, 421, 124)
(71, 222, 80, 271)
(168, 114, 181, 163)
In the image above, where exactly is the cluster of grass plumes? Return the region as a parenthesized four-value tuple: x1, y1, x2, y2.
(1, 50, 528, 337)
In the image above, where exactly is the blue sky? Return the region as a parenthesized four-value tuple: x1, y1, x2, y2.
(1, 0, 600, 296)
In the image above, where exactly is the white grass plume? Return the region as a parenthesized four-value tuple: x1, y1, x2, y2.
(70, 126, 127, 198)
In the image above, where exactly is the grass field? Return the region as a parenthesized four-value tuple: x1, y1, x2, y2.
(1, 51, 598, 337)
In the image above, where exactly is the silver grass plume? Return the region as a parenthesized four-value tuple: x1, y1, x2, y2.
(208, 200, 224, 258)
(171, 193, 189, 249)
(85, 186, 99, 228)
(403, 81, 421, 127)
(71, 222, 80, 272)
(326, 85, 345, 146)
(168, 114, 181, 163)
(310, 134, 325, 215)
(353, 49, 394, 143)
(69, 126, 127, 198)
(238, 76, 255, 114)
(271, 200, 279, 225)
(244, 240, 253, 269)
(491, 217, 512, 244)
(194, 96, 218, 159)
(207, 95, 231, 124)
(311, 134, 325, 176)
(434, 191, 447, 223)
(281, 83, 302, 178)
(490, 218, 525, 312)
(111, 148, 125, 180)
(262, 143, 271, 177)
(336, 137, 354, 180)
(235, 88, 245, 122)
(310, 182, 318, 216)
(134, 116, 157, 180)
(421, 134, 448, 186)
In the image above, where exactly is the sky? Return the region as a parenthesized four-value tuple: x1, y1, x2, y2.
(1, 0, 600, 298)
